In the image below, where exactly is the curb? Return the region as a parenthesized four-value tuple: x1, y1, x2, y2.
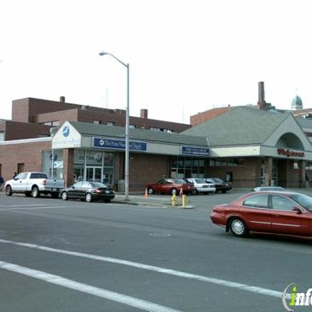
(112, 195, 194, 208)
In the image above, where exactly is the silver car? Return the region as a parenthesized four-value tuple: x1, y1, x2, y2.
(185, 178, 216, 194)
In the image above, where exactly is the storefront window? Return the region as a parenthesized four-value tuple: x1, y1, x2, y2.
(41, 149, 64, 179)
(104, 153, 114, 166)
(171, 157, 206, 178)
(73, 150, 115, 186)
(86, 151, 103, 166)
(209, 158, 241, 166)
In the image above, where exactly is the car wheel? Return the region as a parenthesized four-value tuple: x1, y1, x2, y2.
(5, 185, 12, 196)
(148, 187, 154, 195)
(31, 186, 40, 198)
(61, 191, 68, 201)
(171, 188, 178, 195)
(85, 193, 92, 202)
(229, 218, 248, 237)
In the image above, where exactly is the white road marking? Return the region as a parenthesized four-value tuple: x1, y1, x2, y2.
(0, 205, 74, 211)
(0, 238, 286, 299)
(0, 260, 182, 312)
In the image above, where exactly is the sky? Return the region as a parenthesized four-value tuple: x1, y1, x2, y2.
(1, 0, 312, 124)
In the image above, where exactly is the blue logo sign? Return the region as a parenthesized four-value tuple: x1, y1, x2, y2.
(93, 137, 147, 152)
(62, 126, 70, 137)
(181, 146, 210, 157)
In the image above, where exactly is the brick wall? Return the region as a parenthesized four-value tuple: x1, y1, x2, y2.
(129, 153, 170, 192)
(4, 121, 51, 140)
(206, 158, 259, 188)
(0, 140, 51, 182)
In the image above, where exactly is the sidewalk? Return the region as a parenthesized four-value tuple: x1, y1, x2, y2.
(112, 193, 194, 208)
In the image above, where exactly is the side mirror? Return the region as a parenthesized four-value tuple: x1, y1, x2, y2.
(292, 207, 302, 214)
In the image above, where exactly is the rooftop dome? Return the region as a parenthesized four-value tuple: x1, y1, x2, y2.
(291, 95, 303, 110)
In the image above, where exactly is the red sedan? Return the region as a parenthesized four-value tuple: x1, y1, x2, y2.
(146, 178, 195, 195)
(210, 191, 312, 238)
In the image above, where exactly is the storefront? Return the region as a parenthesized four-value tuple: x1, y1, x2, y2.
(2, 106, 312, 190)
(50, 121, 211, 190)
(183, 106, 312, 188)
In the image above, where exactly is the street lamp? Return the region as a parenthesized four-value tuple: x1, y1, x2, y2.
(99, 51, 130, 201)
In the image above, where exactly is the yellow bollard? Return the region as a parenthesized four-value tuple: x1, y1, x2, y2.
(171, 194, 177, 206)
(182, 194, 188, 207)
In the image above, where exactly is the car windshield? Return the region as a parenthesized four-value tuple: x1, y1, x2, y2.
(290, 193, 312, 212)
(212, 178, 223, 183)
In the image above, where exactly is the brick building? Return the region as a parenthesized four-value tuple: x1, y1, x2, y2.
(0, 97, 208, 191)
(1, 91, 312, 190)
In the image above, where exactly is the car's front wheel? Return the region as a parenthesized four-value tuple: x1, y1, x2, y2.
(229, 218, 248, 237)
(148, 187, 154, 195)
(85, 193, 93, 202)
(171, 188, 178, 195)
(5, 185, 12, 196)
(61, 191, 68, 201)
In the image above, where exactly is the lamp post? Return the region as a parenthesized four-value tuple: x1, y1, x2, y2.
(99, 51, 130, 201)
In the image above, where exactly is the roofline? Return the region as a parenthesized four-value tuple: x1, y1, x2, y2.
(0, 137, 51, 145)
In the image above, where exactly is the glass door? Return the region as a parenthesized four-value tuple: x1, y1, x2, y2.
(86, 167, 102, 182)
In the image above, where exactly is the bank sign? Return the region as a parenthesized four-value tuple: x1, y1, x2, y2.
(93, 137, 147, 152)
(181, 146, 210, 157)
(52, 123, 82, 149)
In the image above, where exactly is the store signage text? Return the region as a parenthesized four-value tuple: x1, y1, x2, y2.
(181, 146, 210, 157)
(277, 148, 305, 157)
(93, 137, 147, 152)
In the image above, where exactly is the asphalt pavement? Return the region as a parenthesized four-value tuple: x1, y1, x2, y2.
(112, 187, 312, 208)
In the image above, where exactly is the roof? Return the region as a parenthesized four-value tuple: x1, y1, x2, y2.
(296, 117, 312, 129)
(182, 106, 291, 146)
(69, 121, 208, 147)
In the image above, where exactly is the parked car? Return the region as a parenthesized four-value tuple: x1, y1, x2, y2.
(210, 190, 312, 239)
(185, 178, 216, 194)
(5, 172, 64, 198)
(253, 186, 285, 192)
(146, 178, 195, 195)
(60, 181, 115, 202)
(205, 178, 232, 193)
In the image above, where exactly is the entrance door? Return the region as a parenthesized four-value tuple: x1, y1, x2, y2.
(86, 167, 102, 182)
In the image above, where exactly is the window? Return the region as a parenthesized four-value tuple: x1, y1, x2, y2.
(243, 194, 269, 208)
(73, 181, 84, 188)
(171, 157, 206, 178)
(30, 173, 47, 179)
(271, 195, 296, 211)
(43, 121, 59, 126)
(17, 163, 24, 173)
(290, 194, 312, 212)
(94, 120, 101, 124)
(16, 172, 28, 180)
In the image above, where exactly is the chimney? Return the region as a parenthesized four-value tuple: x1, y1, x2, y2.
(257, 81, 265, 109)
(140, 109, 148, 119)
(60, 96, 65, 103)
